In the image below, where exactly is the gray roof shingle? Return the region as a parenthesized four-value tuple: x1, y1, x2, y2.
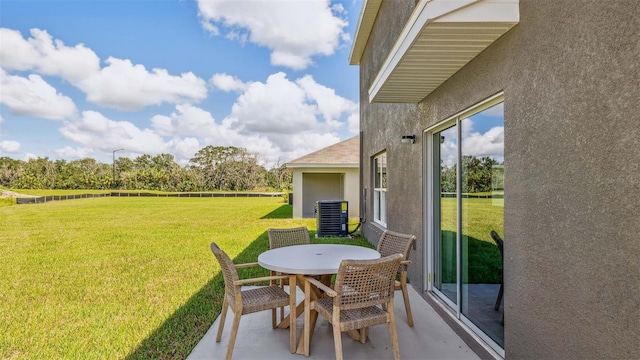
(287, 135, 359, 167)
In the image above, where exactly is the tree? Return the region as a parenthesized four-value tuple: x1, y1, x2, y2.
(266, 160, 292, 191)
(0, 157, 23, 187)
(189, 146, 266, 191)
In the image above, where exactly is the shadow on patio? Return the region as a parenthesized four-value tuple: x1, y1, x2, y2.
(188, 284, 480, 360)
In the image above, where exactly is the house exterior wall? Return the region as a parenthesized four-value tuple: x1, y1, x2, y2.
(358, 0, 639, 359)
(291, 167, 360, 220)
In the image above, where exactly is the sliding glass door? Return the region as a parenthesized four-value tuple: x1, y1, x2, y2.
(429, 95, 505, 352)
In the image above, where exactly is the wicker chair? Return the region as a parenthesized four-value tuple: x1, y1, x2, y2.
(268, 226, 311, 249)
(267, 226, 311, 322)
(303, 254, 404, 360)
(490, 230, 504, 326)
(210, 242, 297, 360)
(376, 230, 417, 327)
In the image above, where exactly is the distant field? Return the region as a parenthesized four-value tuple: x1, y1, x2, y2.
(0, 196, 370, 359)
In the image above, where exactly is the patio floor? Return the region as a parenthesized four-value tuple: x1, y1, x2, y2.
(188, 285, 481, 360)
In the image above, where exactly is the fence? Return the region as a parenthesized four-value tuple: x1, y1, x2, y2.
(16, 192, 285, 204)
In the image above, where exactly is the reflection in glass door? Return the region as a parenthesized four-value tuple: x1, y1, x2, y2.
(433, 125, 458, 305)
(430, 95, 505, 352)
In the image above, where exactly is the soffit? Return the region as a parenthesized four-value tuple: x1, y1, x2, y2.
(349, 0, 383, 65)
(361, 0, 520, 103)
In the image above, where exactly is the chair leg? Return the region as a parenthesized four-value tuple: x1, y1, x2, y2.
(272, 308, 277, 329)
(400, 272, 414, 327)
(225, 312, 242, 360)
(332, 322, 343, 360)
(359, 327, 368, 343)
(388, 301, 401, 360)
(216, 297, 229, 342)
(289, 276, 297, 354)
(303, 279, 312, 357)
(495, 282, 504, 311)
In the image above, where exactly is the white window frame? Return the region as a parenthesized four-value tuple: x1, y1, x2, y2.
(373, 152, 387, 227)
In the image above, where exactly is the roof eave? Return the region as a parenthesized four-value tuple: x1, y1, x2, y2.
(367, 0, 520, 103)
(349, 0, 383, 65)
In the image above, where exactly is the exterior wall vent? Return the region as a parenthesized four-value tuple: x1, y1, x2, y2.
(315, 200, 348, 237)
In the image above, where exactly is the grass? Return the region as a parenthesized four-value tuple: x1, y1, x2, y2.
(0, 195, 370, 359)
(439, 197, 504, 284)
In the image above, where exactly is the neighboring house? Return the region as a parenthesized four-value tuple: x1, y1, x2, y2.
(350, 0, 638, 359)
(286, 135, 360, 220)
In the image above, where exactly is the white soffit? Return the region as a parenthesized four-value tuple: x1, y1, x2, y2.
(368, 0, 519, 104)
(349, 0, 383, 65)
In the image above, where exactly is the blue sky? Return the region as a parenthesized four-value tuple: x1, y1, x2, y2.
(0, 0, 362, 166)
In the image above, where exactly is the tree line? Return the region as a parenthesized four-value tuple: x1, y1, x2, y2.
(0, 146, 292, 192)
(440, 155, 504, 193)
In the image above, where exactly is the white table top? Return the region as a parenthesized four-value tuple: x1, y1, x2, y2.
(258, 244, 381, 275)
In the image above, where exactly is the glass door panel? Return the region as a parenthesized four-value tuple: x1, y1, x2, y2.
(433, 125, 458, 304)
(460, 104, 505, 347)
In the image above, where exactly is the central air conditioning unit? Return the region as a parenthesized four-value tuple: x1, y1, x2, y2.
(315, 200, 348, 237)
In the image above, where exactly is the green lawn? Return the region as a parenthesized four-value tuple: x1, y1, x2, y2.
(0, 195, 370, 359)
(439, 197, 504, 284)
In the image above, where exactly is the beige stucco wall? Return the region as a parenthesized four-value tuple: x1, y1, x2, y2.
(358, 0, 639, 358)
(291, 167, 360, 220)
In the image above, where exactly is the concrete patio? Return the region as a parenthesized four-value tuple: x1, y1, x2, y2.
(188, 285, 480, 360)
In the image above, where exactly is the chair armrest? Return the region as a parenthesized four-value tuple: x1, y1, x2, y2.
(234, 262, 259, 269)
(305, 276, 337, 297)
(233, 274, 292, 286)
(401, 260, 411, 265)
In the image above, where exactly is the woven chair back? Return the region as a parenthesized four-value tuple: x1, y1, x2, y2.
(268, 227, 311, 249)
(377, 230, 416, 271)
(333, 254, 403, 311)
(210, 242, 240, 305)
(490, 230, 504, 258)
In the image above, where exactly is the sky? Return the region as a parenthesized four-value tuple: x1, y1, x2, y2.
(0, 0, 363, 167)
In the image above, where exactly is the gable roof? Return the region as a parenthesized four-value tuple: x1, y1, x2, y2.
(286, 135, 360, 168)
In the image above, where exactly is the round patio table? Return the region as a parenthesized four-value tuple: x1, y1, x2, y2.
(258, 244, 381, 275)
(258, 244, 381, 355)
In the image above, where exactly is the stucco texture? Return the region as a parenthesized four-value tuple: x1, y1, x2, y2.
(357, 0, 639, 359)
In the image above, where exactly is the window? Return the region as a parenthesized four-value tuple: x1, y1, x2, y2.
(373, 152, 387, 227)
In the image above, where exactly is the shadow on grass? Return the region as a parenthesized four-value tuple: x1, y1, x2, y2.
(124, 232, 272, 360)
(260, 204, 292, 219)
(440, 230, 502, 284)
(124, 231, 375, 360)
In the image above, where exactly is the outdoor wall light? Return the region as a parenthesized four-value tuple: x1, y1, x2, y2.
(401, 135, 416, 144)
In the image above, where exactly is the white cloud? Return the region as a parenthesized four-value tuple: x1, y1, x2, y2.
(23, 153, 38, 161)
(296, 75, 357, 128)
(0, 28, 100, 83)
(347, 112, 359, 133)
(439, 118, 505, 166)
(55, 146, 93, 159)
(0, 140, 21, 153)
(151, 103, 218, 138)
(210, 73, 250, 92)
(0, 69, 77, 120)
(78, 57, 208, 110)
(461, 125, 504, 160)
(226, 72, 320, 134)
(482, 102, 504, 117)
(60, 111, 168, 155)
(197, 0, 349, 70)
(225, 72, 357, 135)
(0, 28, 208, 111)
(167, 137, 201, 165)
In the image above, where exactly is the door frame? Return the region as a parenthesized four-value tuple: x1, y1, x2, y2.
(423, 92, 505, 356)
